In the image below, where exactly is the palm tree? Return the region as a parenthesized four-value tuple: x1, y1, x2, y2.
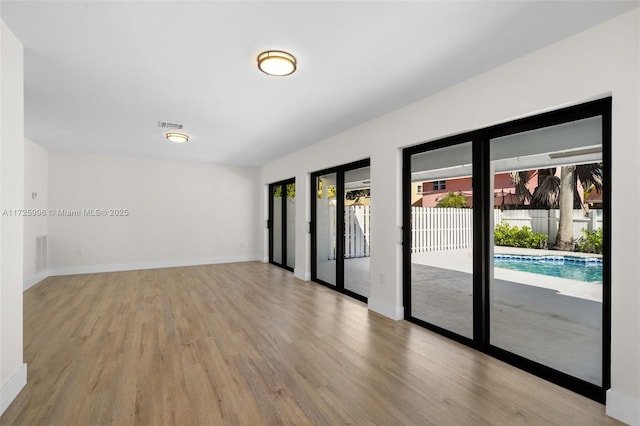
(555, 166, 576, 251)
(511, 164, 602, 251)
(509, 171, 533, 204)
(530, 168, 560, 208)
(573, 163, 603, 208)
(555, 163, 602, 250)
(436, 191, 468, 208)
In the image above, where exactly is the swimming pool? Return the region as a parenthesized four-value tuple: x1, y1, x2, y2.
(494, 254, 603, 283)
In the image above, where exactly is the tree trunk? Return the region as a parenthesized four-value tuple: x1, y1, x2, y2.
(555, 166, 575, 251)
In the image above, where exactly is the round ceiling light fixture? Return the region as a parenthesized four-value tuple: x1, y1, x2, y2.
(166, 132, 189, 143)
(257, 50, 297, 76)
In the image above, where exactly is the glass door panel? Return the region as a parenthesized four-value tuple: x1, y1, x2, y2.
(269, 179, 295, 271)
(315, 173, 337, 286)
(409, 142, 474, 338)
(344, 167, 371, 298)
(490, 116, 603, 386)
(272, 184, 283, 265)
(286, 182, 296, 269)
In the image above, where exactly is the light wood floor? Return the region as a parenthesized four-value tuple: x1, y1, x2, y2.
(2, 262, 619, 425)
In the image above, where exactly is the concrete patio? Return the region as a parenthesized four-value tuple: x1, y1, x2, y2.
(318, 248, 603, 386)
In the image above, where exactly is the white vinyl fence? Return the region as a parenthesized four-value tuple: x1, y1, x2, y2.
(410, 207, 603, 253)
(320, 206, 603, 258)
(344, 206, 371, 258)
(324, 205, 371, 260)
(411, 207, 481, 252)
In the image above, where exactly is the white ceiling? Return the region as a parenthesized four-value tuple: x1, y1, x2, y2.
(1, 1, 637, 166)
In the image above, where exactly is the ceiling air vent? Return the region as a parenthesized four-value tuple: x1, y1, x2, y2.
(158, 121, 183, 130)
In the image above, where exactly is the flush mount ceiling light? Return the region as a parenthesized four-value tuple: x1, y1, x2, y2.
(165, 132, 189, 143)
(257, 50, 297, 76)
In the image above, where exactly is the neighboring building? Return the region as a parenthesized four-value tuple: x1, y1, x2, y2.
(419, 169, 601, 209)
(585, 188, 603, 209)
(410, 182, 423, 207)
(418, 172, 538, 208)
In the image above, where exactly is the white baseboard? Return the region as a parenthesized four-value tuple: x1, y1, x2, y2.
(1, 363, 27, 416)
(263, 257, 269, 263)
(368, 298, 404, 320)
(48, 255, 261, 276)
(23, 272, 49, 291)
(606, 389, 640, 425)
(294, 268, 310, 281)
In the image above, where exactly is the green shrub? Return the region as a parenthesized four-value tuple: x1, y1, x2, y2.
(494, 223, 548, 249)
(576, 228, 603, 254)
(436, 192, 468, 208)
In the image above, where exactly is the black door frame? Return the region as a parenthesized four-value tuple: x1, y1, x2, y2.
(402, 97, 611, 402)
(311, 158, 370, 303)
(268, 178, 295, 272)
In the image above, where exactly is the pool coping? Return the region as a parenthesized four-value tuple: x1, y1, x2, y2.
(412, 248, 603, 302)
(493, 245, 602, 259)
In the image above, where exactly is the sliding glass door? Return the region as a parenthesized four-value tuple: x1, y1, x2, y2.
(489, 116, 605, 387)
(407, 142, 474, 339)
(312, 159, 370, 301)
(314, 173, 337, 286)
(403, 98, 610, 402)
(344, 166, 371, 298)
(269, 178, 295, 271)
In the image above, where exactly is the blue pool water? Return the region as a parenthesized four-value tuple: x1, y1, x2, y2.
(494, 254, 603, 283)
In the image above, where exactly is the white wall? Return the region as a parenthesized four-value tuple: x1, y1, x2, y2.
(0, 20, 27, 415)
(23, 138, 48, 290)
(48, 152, 261, 274)
(260, 9, 640, 425)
